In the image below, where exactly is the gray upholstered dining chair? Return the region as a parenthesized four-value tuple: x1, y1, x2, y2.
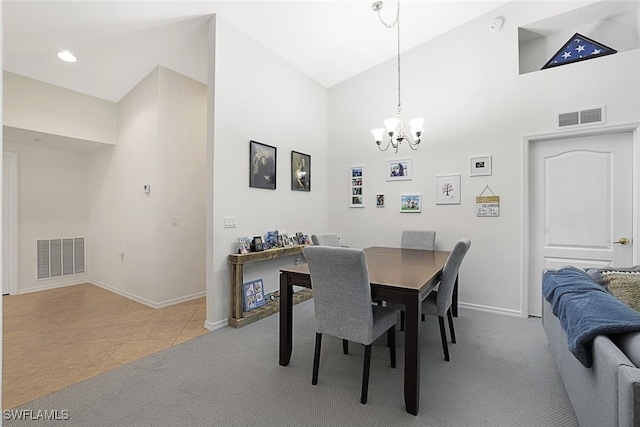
(311, 232, 340, 247)
(422, 238, 471, 361)
(396, 230, 437, 330)
(401, 230, 436, 250)
(302, 246, 398, 404)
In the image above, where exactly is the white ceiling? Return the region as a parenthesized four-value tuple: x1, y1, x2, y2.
(3, 0, 510, 103)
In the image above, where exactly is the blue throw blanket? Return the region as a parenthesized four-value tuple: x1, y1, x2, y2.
(542, 266, 640, 368)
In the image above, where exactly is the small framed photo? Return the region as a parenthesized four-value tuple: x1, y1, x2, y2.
(436, 174, 461, 205)
(291, 151, 311, 191)
(250, 140, 277, 189)
(400, 194, 422, 213)
(386, 158, 412, 181)
(376, 194, 385, 207)
(252, 236, 264, 252)
(350, 166, 365, 208)
(243, 279, 266, 312)
(470, 155, 492, 177)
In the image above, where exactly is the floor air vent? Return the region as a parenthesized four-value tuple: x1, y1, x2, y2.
(557, 106, 605, 128)
(37, 237, 85, 280)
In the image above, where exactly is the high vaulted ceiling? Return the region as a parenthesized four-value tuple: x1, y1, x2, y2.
(3, 0, 510, 103)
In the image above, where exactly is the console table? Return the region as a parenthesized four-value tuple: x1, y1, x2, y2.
(228, 246, 312, 328)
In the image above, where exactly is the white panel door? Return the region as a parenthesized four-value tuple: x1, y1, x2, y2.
(529, 131, 633, 316)
(3, 154, 12, 295)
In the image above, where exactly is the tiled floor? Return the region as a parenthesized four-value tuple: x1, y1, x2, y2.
(2, 283, 209, 410)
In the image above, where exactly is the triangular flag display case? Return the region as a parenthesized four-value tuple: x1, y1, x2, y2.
(542, 33, 617, 70)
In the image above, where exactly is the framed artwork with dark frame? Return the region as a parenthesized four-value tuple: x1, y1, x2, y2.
(291, 151, 311, 191)
(250, 140, 277, 189)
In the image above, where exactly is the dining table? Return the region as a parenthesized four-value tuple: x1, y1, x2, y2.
(278, 246, 452, 415)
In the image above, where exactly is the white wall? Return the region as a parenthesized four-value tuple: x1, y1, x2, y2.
(155, 67, 207, 303)
(90, 66, 206, 306)
(327, 1, 640, 315)
(3, 142, 90, 292)
(90, 67, 158, 302)
(207, 16, 328, 327)
(3, 72, 117, 144)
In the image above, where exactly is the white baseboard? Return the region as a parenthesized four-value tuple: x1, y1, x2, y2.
(16, 279, 87, 294)
(204, 319, 228, 331)
(458, 302, 523, 318)
(89, 280, 205, 309)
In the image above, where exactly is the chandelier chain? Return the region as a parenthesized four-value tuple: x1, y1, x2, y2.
(371, 0, 423, 153)
(396, 5, 401, 115)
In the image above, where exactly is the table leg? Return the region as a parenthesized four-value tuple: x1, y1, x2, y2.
(403, 293, 421, 415)
(452, 275, 458, 317)
(279, 272, 293, 366)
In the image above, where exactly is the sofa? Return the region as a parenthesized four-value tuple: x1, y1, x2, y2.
(542, 267, 640, 427)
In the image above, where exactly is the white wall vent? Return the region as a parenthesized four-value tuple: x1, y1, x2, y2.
(36, 237, 85, 280)
(557, 106, 605, 128)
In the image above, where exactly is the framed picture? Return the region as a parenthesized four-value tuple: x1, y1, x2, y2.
(376, 194, 385, 207)
(470, 155, 492, 176)
(386, 158, 412, 181)
(252, 236, 264, 252)
(400, 194, 421, 213)
(243, 279, 266, 312)
(291, 151, 311, 191)
(436, 174, 461, 205)
(250, 140, 277, 189)
(350, 166, 365, 207)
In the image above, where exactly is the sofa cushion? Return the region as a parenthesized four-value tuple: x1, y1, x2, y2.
(612, 331, 640, 367)
(602, 272, 640, 312)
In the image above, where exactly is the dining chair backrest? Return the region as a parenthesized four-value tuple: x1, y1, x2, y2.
(311, 233, 340, 247)
(302, 246, 377, 345)
(401, 230, 436, 250)
(435, 238, 471, 316)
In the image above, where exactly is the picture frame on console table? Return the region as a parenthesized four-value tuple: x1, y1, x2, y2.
(243, 279, 266, 312)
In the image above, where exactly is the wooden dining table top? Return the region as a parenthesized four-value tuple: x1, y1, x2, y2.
(280, 246, 450, 291)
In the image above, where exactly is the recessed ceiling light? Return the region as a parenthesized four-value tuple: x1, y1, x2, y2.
(57, 50, 77, 63)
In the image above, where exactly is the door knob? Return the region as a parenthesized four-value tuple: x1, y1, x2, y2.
(614, 237, 630, 245)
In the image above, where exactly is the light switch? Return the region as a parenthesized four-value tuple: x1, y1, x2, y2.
(172, 216, 178, 226)
(224, 216, 237, 228)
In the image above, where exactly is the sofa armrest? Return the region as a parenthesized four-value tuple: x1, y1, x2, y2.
(618, 365, 640, 427)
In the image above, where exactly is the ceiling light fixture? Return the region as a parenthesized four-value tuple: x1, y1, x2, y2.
(370, 1, 424, 153)
(57, 50, 77, 63)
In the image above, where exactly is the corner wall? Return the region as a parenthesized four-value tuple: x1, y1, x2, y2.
(90, 66, 207, 306)
(207, 16, 328, 327)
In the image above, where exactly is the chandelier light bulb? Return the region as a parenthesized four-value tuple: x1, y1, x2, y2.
(408, 117, 424, 131)
(371, 128, 385, 143)
(384, 118, 400, 137)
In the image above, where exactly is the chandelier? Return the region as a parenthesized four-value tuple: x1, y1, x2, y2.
(370, 1, 424, 153)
